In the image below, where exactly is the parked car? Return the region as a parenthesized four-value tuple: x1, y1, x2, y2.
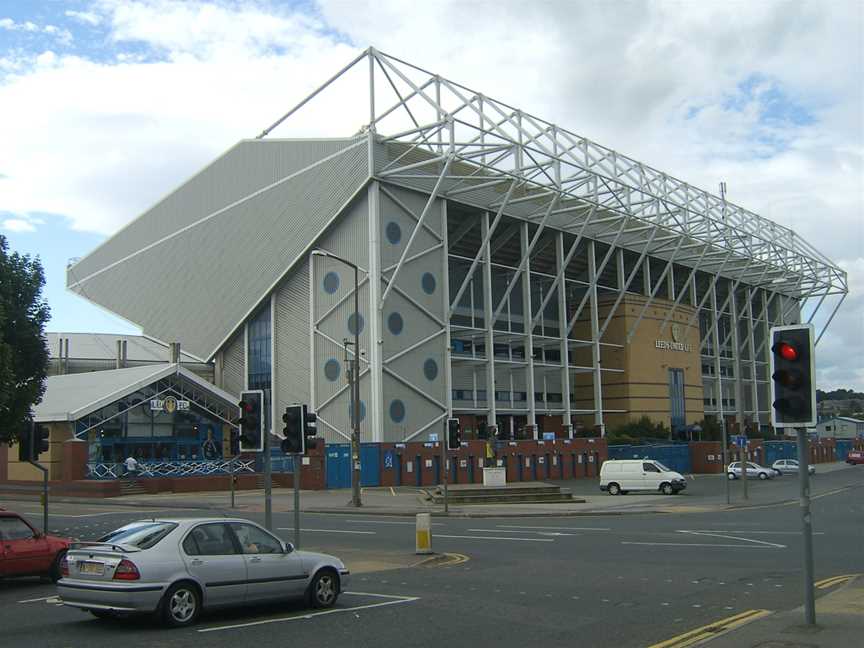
(600, 459, 687, 495)
(727, 461, 775, 480)
(846, 450, 864, 465)
(771, 459, 816, 476)
(0, 509, 70, 581)
(57, 518, 350, 627)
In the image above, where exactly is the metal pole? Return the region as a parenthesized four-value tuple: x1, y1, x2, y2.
(352, 263, 362, 507)
(230, 455, 235, 508)
(293, 454, 301, 549)
(264, 420, 272, 531)
(742, 436, 748, 500)
(797, 427, 816, 625)
(442, 424, 449, 514)
(29, 459, 48, 534)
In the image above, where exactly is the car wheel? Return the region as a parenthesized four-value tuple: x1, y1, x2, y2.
(727, 472, 736, 480)
(307, 569, 340, 609)
(161, 582, 201, 628)
(49, 550, 67, 583)
(607, 482, 621, 496)
(758, 472, 768, 480)
(661, 483, 674, 496)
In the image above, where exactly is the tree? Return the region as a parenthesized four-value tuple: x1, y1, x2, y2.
(0, 235, 50, 444)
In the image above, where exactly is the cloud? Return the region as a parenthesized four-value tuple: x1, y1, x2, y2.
(0, 0, 860, 388)
(0, 16, 72, 44)
(64, 10, 102, 26)
(2, 217, 38, 232)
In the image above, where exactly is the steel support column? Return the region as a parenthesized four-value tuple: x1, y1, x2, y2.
(556, 232, 573, 437)
(521, 221, 537, 435)
(588, 241, 604, 431)
(367, 181, 384, 442)
(482, 212, 497, 433)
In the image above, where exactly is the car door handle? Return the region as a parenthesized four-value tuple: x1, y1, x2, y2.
(249, 557, 262, 563)
(190, 559, 204, 566)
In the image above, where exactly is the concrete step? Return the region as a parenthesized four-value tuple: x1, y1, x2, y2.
(432, 492, 577, 505)
(430, 484, 563, 497)
(426, 482, 577, 505)
(120, 480, 147, 496)
(256, 475, 280, 489)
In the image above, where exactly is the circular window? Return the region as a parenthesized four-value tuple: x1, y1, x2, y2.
(390, 399, 406, 423)
(348, 312, 364, 335)
(421, 272, 436, 295)
(324, 358, 340, 382)
(349, 400, 366, 424)
(386, 221, 402, 245)
(323, 271, 340, 294)
(423, 358, 438, 381)
(387, 312, 404, 335)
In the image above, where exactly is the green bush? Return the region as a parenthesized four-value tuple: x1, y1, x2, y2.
(607, 416, 670, 444)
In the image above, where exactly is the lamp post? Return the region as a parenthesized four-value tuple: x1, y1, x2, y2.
(314, 250, 362, 507)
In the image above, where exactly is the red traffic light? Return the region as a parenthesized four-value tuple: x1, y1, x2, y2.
(774, 342, 799, 362)
(239, 400, 253, 413)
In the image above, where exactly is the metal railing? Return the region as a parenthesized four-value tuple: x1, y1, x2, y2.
(87, 458, 256, 480)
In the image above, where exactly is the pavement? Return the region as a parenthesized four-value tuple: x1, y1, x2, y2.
(3, 461, 859, 518)
(678, 575, 864, 648)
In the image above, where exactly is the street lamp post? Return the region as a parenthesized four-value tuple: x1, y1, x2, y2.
(314, 250, 362, 507)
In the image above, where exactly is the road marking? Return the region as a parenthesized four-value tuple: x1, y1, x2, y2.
(17, 595, 59, 604)
(436, 534, 554, 542)
(496, 525, 610, 531)
(623, 542, 778, 549)
(412, 553, 470, 568)
(467, 528, 576, 537)
(684, 530, 825, 536)
(197, 594, 419, 632)
(344, 519, 443, 526)
(276, 528, 376, 535)
(43, 509, 199, 518)
(677, 530, 786, 549)
(815, 574, 858, 589)
(647, 609, 772, 648)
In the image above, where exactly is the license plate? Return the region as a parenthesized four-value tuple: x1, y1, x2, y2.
(79, 561, 105, 576)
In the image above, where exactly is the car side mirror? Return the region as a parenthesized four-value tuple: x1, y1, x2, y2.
(282, 541, 294, 554)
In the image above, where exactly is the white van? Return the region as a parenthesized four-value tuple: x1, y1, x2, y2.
(599, 459, 687, 496)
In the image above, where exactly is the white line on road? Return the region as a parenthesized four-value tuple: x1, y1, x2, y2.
(275, 528, 376, 535)
(677, 530, 786, 549)
(684, 530, 825, 536)
(467, 529, 576, 537)
(497, 525, 611, 531)
(197, 596, 419, 632)
(436, 534, 554, 542)
(17, 596, 59, 604)
(621, 542, 777, 548)
(344, 519, 443, 526)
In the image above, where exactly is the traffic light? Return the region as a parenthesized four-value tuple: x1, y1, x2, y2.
(281, 405, 318, 454)
(446, 417, 461, 451)
(237, 390, 264, 452)
(769, 324, 816, 428)
(34, 424, 49, 458)
(18, 423, 33, 462)
(17, 423, 49, 462)
(281, 405, 303, 454)
(303, 405, 318, 452)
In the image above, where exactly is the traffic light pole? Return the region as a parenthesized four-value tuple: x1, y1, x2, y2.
(796, 427, 816, 625)
(28, 460, 48, 534)
(263, 428, 273, 531)
(293, 454, 301, 548)
(441, 434, 449, 514)
(229, 456, 235, 508)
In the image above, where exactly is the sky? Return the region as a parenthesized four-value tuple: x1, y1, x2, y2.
(0, 0, 861, 389)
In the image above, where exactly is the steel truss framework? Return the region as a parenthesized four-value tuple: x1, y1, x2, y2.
(261, 48, 847, 436)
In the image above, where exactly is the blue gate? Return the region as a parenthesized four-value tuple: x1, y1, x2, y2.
(835, 440, 853, 461)
(607, 444, 691, 474)
(326, 443, 381, 489)
(764, 441, 797, 465)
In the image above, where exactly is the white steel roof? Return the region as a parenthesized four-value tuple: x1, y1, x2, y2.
(34, 363, 237, 423)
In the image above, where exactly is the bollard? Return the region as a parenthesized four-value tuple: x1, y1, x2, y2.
(415, 513, 432, 554)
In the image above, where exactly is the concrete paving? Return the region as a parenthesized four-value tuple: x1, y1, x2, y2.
(701, 575, 864, 648)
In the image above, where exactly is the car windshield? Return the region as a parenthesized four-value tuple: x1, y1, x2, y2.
(96, 522, 177, 549)
(654, 462, 672, 472)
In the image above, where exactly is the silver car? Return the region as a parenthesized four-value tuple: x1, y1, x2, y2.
(727, 461, 775, 480)
(772, 459, 816, 476)
(57, 518, 349, 627)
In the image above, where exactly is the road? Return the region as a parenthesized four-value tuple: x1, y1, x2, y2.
(2, 466, 862, 647)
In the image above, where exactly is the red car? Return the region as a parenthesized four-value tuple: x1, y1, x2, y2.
(847, 450, 864, 465)
(0, 509, 70, 581)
